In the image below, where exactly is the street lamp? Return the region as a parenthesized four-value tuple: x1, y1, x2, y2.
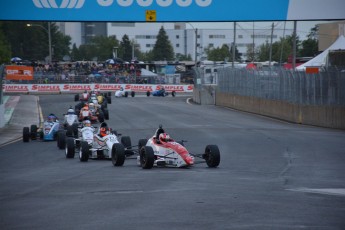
(27, 22, 52, 63)
(187, 23, 198, 64)
(113, 46, 118, 59)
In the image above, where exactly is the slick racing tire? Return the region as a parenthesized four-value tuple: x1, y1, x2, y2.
(111, 143, 125, 166)
(146, 91, 150, 97)
(204, 145, 220, 168)
(23, 127, 30, 142)
(103, 109, 109, 120)
(138, 139, 147, 151)
(140, 146, 154, 169)
(65, 137, 75, 158)
(79, 141, 90, 162)
(66, 126, 74, 137)
(107, 96, 112, 104)
(74, 94, 79, 101)
(172, 91, 176, 97)
(30, 124, 38, 140)
(98, 111, 105, 123)
(131, 91, 135, 97)
(124, 91, 129, 97)
(121, 136, 133, 157)
(57, 131, 66, 149)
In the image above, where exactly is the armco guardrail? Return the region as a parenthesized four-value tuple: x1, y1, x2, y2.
(3, 83, 194, 94)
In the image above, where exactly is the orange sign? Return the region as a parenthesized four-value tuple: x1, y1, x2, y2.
(5, 65, 34, 80)
(306, 67, 319, 74)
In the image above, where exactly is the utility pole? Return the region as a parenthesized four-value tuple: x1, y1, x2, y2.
(269, 22, 274, 67)
(232, 22, 236, 68)
(292, 21, 297, 70)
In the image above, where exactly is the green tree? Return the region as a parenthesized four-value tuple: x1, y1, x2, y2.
(152, 26, 174, 61)
(300, 26, 319, 57)
(0, 22, 11, 64)
(1, 21, 71, 62)
(89, 35, 119, 61)
(120, 34, 132, 61)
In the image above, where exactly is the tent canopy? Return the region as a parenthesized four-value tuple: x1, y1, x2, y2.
(296, 35, 345, 70)
(140, 68, 157, 77)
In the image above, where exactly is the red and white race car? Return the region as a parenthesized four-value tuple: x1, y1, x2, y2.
(74, 91, 90, 102)
(131, 125, 220, 169)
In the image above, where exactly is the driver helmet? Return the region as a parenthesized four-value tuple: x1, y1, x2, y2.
(83, 120, 91, 127)
(100, 127, 108, 137)
(159, 133, 171, 143)
(89, 103, 95, 108)
(47, 114, 56, 122)
(67, 108, 74, 115)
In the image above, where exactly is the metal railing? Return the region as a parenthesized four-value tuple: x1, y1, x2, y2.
(194, 66, 345, 106)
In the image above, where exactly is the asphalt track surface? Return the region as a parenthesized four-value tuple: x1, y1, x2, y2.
(0, 94, 345, 230)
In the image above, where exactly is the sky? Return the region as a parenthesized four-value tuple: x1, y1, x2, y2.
(186, 20, 339, 40)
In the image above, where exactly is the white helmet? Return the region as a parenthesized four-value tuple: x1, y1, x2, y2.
(89, 103, 94, 107)
(67, 108, 74, 115)
(84, 120, 91, 127)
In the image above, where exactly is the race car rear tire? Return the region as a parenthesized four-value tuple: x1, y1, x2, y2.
(72, 123, 79, 138)
(57, 131, 66, 149)
(107, 92, 112, 97)
(204, 145, 220, 168)
(65, 137, 75, 158)
(79, 141, 90, 162)
(140, 146, 154, 169)
(103, 109, 109, 120)
(30, 124, 37, 140)
(66, 126, 74, 137)
(146, 91, 150, 97)
(111, 143, 125, 166)
(121, 136, 132, 149)
(98, 111, 105, 123)
(131, 91, 135, 97)
(138, 139, 147, 151)
(172, 91, 176, 97)
(74, 94, 79, 101)
(124, 91, 129, 97)
(23, 127, 30, 142)
(107, 96, 112, 104)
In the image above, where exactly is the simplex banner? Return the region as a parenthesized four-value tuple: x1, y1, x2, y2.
(0, 0, 344, 22)
(2, 84, 194, 93)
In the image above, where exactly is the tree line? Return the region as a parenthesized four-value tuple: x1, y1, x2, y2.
(0, 21, 318, 64)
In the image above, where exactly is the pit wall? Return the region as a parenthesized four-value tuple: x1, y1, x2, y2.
(193, 88, 345, 130)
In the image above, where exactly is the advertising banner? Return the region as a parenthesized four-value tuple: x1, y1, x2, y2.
(0, 0, 344, 21)
(2, 84, 194, 94)
(5, 66, 34, 81)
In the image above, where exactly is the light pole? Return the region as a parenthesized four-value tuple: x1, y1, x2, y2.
(27, 22, 52, 63)
(187, 23, 198, 64)
(113, 46, 118, 59)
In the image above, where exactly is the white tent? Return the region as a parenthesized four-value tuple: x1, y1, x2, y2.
(140, 68, 157, 77)
(296, 35, 345, 70)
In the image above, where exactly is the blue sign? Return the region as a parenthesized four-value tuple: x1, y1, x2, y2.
(0, 0, 344, 21)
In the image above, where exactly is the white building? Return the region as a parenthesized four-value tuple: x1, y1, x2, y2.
(60, 22, 312, 61)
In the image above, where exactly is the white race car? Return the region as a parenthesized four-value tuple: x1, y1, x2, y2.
(115, 87, 135, 98)
(133, 125, 220, 169)
(64, 122, 132, 166)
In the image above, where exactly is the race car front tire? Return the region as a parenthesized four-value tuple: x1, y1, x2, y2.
(111, 143, 125, 166)
(57, 131, 66, 149)
(172, 91, 176, 97)
(79, 141, 90, 162)
(65, 137, 75, 158)
(30, 125, 37, 140)
(23, 127, 30, 142)
(140, 146, 154, 169)
(131, 91, 135, 97)
(146, 91, 150, 97)
(138, 139, 147, 152)
(204, 145, 220, 168)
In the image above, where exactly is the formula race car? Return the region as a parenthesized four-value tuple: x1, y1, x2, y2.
(146, 86, 176, 97)
(74, 91, 90, 102)
(64, 122, 132, 166)
(130, 125, 220, 169)
(75, 102, 108, 123)
(115, 87, 135, 98)
(23, 114, 61, 142)
(61, 108, 79, 138)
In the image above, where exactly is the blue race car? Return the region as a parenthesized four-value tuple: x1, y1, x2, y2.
(146, 86, 176, 97)
(23, 114, 61, 142)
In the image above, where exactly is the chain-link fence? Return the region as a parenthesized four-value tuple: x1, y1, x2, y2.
(195, 66, 345, 106)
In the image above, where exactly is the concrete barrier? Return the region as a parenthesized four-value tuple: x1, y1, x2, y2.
(214, 92, 345, 130)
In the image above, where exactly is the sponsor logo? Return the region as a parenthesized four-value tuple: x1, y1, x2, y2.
(94, 84, 121, 90)
(33, 0, 212, 8)
(63, 84, 92, 90)
(3, 85, 29, 92)
(32, 0, 85, 8)
(125, 85, 153, 91)
(32, 85, 61, 91)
